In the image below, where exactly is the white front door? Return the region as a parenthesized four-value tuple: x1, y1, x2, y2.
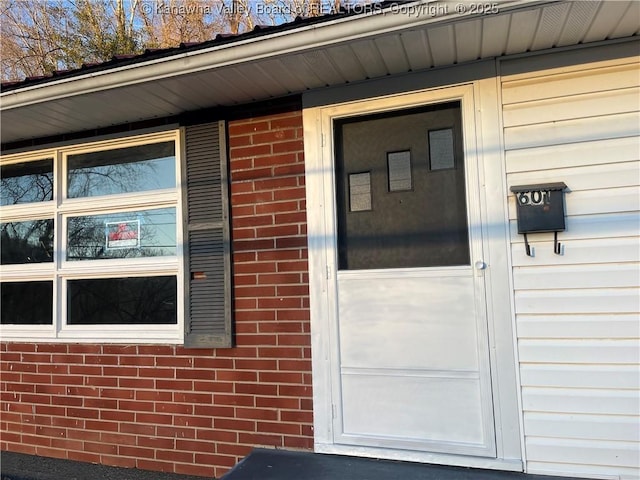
(317, 87, 496, 459)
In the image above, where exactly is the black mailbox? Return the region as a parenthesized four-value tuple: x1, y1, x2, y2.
(510, 182, 567, 256)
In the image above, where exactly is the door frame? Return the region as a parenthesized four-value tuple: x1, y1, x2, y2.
(303, 79, 523, 471)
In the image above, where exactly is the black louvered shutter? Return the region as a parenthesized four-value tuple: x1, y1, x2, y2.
(183, 121, 232, 348)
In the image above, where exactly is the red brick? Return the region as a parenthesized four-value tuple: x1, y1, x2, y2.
(137, 345, 173, 356)
(118, 356, 154, 366)
(99, 388, 134, 399)
(68, 345, 101, 354)
(50, 438, 83, 451)
(137, 436, 175, 449)
(101, 454, 137, 469)
(233, 238, 275, 252)
(229, 120, 269, 136)
(135, 413, 173, 425)
(68, 450, 101, 463)
(257, 273, 300, 285)
(258, 347, 303, 359)
(254, 176, 298, 191)
(156, 449, 194, 463)
(238, 432, 283, 447)
(138, 367, 174, 378)
(232, 144, 271, 159)
(118, 400, 154, 412)
(19, 394, 51, 405)
(68, 365, 102, 375)
(279, 385, 312, 398)
(156, 380, 193, 390)
(256, 396, 300, 409)
(84, 376, 118, 387)
(174, 463, 216, 478)
(21, 434, 50, 447)
(193, 405, 234, 417)
(196, 429, 237, 443)
(101, 345, 137, 355)
(234, 383, 278, 396)
(155, 403, 193, 415)
(214, 418, 255, 432)
(6, 383, 35, 393)
(21, 353, 52, 363)
(277, 334, 311, 347)
(256, 224, 298, 238)
(34, 425, 65, 438)
(254, 153, 298, 168)
(213, 394, 255, 407)
(284, 436, 314, 449)
(254, 200, 298, 215)
(50, 417, 84, 428)
(50, 375, 82, 385)
(84, 355, 119, 365)
(119, 423, 155, 436)
(235, 408, 278, 421)
(51, 354, 84, 364)
(252, 128, 297, 145)
(216, 442, 252, 457)
(233, 167, 272, 182)
(278, 359, 312, 372)
(235, 310, 275, 322)
(193, 357, 234, 369)
(84, 420, 118, 432)
(234, 359, 278, 370)
(195, 453, 237, 468)
(274, 162, 306, 177)
(118, 445, 155, 459)
(258, 421, 301, 435)
(119, 378, 154, 389)
(257, 298, 302, 309)
(228, 134, 252, 148)
(37, 364, 66, 374)
(34, 446, 66, 459)
(135, 390, 172, 401)
(156, 426, 196, 439)
(6, 343, 36, 352)
(175, 439, 215, 453)
(97, 432, 136, 446)
(102, 366, 138, 377)
(259, 371, 304, 384)
(192, 381, 234, 393)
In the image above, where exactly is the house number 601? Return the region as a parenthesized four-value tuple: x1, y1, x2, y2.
(518, 190, 550, 206)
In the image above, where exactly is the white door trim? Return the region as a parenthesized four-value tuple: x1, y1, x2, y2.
(304, 79, 523, 471)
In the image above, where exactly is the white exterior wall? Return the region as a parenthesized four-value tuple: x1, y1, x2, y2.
(500, 42, 640, 479)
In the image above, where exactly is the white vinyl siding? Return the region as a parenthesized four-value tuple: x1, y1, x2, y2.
(500, 44, 640, 480)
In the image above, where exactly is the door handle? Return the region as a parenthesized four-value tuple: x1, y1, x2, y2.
(474, 260, 487, 270)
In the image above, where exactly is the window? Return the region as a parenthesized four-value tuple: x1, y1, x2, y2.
(0, 132, 184, 342)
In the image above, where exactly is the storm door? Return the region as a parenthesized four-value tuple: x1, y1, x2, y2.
(331, 100, 496, 457)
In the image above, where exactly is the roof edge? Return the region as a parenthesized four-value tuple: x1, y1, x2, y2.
(0, 0, 550, 111)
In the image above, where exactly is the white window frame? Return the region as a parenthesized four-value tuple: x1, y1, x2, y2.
(0, 130, 185, 343)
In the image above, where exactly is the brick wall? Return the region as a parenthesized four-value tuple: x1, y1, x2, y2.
(0, 108, 312, 479)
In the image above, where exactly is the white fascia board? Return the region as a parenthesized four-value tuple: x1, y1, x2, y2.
(0, 0, 548, 111)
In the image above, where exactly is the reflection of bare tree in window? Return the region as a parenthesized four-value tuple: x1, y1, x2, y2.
(0, 160, 54, 205)
(67, 142, 175, 198)
(1, 219, 54, 264)
(67, 208, 176, 261)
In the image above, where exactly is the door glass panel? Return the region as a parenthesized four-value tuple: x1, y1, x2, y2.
(335, 102, 469, 270)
